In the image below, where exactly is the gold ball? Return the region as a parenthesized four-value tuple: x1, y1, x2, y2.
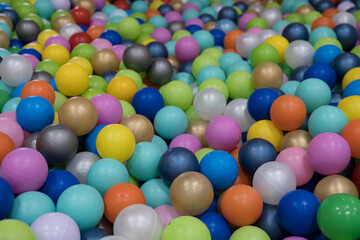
(248, 0, 264, 7)
(170, 0, 184, 12)
(279, 130, 312, 151)
(91, 49, 119, 75)
(295, 5, 315, 16)
(186, 119, 208, 148)
(252, 62, 283, 89)
(168, 55, 181, 69)
(120, 114, 154, 143)
(75, 0, 96, 15)
(0, 14, 12, 30)
(204, 21, 216, 31)
(53, 14, 76, 32)
(0, 30, 9, 49)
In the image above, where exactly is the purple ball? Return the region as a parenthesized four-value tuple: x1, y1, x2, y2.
(175, 36, 200, 62)
(44, 35, 71, 52)
(90, 18, 106, 27)
(182, 3, 200, 13)
(90, 94, 123, 125)
(51, 0, 70, 10)
(164, 11, 183, 23)
(337, 1, 355, 12)
(151, 28, 172, 44)
(169, 134, 202, 153)
(23, 54, 39, 71)
(185, 18, 204, 28)
(238, 13, 257, 31)
(91, 38, 113, 50)
(112, 44, 127, 62)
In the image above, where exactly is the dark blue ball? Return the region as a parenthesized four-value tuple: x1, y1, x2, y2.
(158, 4, 173, 16)
(0, 8, 19, 26)
(290, 65, 309, 81)
(233, 2, 248, 12)
(18, 48, 42, 61)
(210, 29, 225, 47)
(85, 124, 107, 155)
(101, 71, 117, 83)
(333, 24, 358, 51)
(79, 24, 88, 32)
(0, 177, 14, 219)
(310, 0, 323, 6)
(299, 172, 324, 192)
(247, 88, 280, 121)
(282, 23, 309, 42)
(218, 6, 239, 22)
(122, 40, 134, 46)
(330, 92, 342, 106)
(347, 7, 359, 14)
(269, 87, 285, 96)
(159, 147, 200, 186)
(135, 17, 145, 25)
(186, 24, 202, 34)
(81, 228, 110, 240)
(198, 212, 232, 240)
(299, 114, 309, 131)
(9, 39, 24, 48)
(314, 0, 335, 12)
(331, 52, 360, 81)
(303, 63, 337, 89)
(132, 87, 164, 121)
(255, 205, 289, 240)
(100, 30, 123, 45)
(313, 44, 342, 65)
(239, 138, 277, 175)
(40, 170, 80, 204)
(199, 13, 215, 24)
(278, 190, 320, 236)
(179, 61, 193, 74)
(147, 41, 168, 58)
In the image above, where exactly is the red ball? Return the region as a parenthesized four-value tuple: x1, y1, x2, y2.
(113, 0, 130, 10)
(69, 32, 92, 49)
(71, 7, 91, 26)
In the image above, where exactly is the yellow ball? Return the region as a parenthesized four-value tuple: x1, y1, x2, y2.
(342, 67, 360, 90)
(247, 120, 284, 151)
(96, 124, 136, 162)
(42, 44, 70, 65)
(337, 96, 360, 121)
(68, 57, 93, 75)
(149, 0, 164, 9)
(37, 29, 58, 46)
(142, 38, 156, 45)
(264, 35, 289, 63)
(107, 76, 138, 103)
(54, 112, 59, 124)
(23, 43, 43, 53)
(55, 63, 89, 96)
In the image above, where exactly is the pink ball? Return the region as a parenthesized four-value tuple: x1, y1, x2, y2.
(91, 38, 113, 50)
(0, 111, 17, 121)
(205, 115, 241, 151)
(182, 3, 200, 13)
(169, 134, 202, 153)
(307, 132, 351, 175)
(155, 205, 181, 229)
(164, 11, 183, 23)
(23, 54, 39, 71)
(276, 147, 314, 186)
(93, 0, 106, 10)
(175, 37, 200, 62)
(151, 28, 172, 44)
(44, 35, 71, 52)
(112, 44, 127, 62)
(0, 118, 24, 148)
(283, 73, 289, 84)
(247, 27, 263, 35)
(90, 18, 106, 27)
(90, 94, 123, 125)
(184, 18, 204, 28)
(238, 13, 257, 31)
(0, 148, 48, 194)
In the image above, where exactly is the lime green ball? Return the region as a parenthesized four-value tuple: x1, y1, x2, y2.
(280, 61, 293, 77)
(199, 78, 229, 100)
(116, 69, 143, 90)
(0, 219, 37, 240)
(201, 47, 223, 60)
(81, 89, 105, 100)
(0, 89, 10, 111)
(354, 10, 360, 23)
(162, 216, 211, 240)
(131, 12, 147, 22)
(230, 226, 270, 240)
(118, 17, 141, 41)
(313, 37, 343, 51)
(129, 175, 139, 186)
(120, 100, 136, 119)
(304, 11, 322, 25)
(185, 105, 200, 121)
(71, 43, 96, 62)
(119, 60, 127, 71)
(162, 80, 193, 110)
(226, 71, 255, 99)
(88, 75, 108, 92)
(246, 17, 268, 30)
(232, 6, 242, 15)
(265, 3, 281, 10)
(104, 22, 118, 31)
(172, 30, 192, 41)
(11, 30, 17, 39)
(11, 0, 29, 8)
(136, 33, 152, 44)
(8, 47, 21, 54)
(192, 54, 219, 77)
(351, 46, 360, 58)
(141, 23, 155, 35)
(250, 43, 280, 67)
(0, 0, 11, 4)
(15, 3, 37, 19)
(286, 13, 304, 23)
(35, 59, 61, 77)
(195, 148, 214, 163)
(50, 10, 71, 26)
(53, 91, 67, 112)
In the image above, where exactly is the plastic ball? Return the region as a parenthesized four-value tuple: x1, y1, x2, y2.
(254, 205, 288, 240)
(343, 79, 360, 97)
(333, 23, 357, 51)
(194, 88, 226, 121)
(282, 22, 309, 42)
(162, 216, 210, 240)
(285, 40, 314, 69)
(198, 212, 231, 240)
(131, 87, 164, 120)
(250, 43, 280, 68)
(69, 32, 92, 49)
(154, 106, 187, 140)
(0, 177, 14, 219)
(71, 7, 91, 26)
(252, 62, 283, 89)
(91, 49, 119, 76)
(264, 35, 289, 63)
(169, 134, 202, 153)
(15, 19, 41, 44)
(303, 63, 337, 89)
(0, 219, 37, 240)
(90, 94, 122, 125)
(341, 119, 360, 158)
(235, 32, 261, 58)
(313, 44, 342, 65)
(140, 178, 171, 208)
(55, 63, 89, 96)
(337, 96, 360, 121)
(146, 57, 173, 86)
(331, 52, 360, 81)
(247, 120, 284, 151)
(65, 152, 100, 184)
(0, 131, 15, 164)
(224, 99, 255, 132)
(248, 88, 281, 121)
(21, 80, 55, 104)
(161, 80, 193, 110)
(0, 54, 33, 87)
(81, 228, 110, 240)
(174, 36, 200, 62)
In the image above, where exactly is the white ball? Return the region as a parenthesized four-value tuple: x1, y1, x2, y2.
(285, 40, 314, 69)
(261, 8, 282, 29)
(224, 99, 256, 132)
(0, 54, 33, 87)
(333, 12, 357, 27)
(236, 32, 261, 58)
(59, 23, 83, 40)
(194, 88, 226, 121)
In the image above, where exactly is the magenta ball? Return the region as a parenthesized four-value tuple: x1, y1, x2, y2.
(247, 27, 263, 35)
(164, 11, 183, 23)
(45, 35, 71, 52)
(275, 147, 314, 186)
(175, 36, 200, 62)
(91, 38, 113, 50)
(90, 18, 106, 27)
(112, 44, 127, 62)
(169, 134, 202, 153)
(90, 94, 123, 125)
(307, 132, 351, 175)
(185, 18, 204, 28)
(93, 0, 106, 10)
(0, 148, 48, 194)
(23, 54, 39, 71)
(151, 28, 172, 44)
(205, 115, 241, 151)
(238, 13, 257, 31)
(155, 205, 181, 229)
(182, 3, 200, 13)
(0, 118, 24, 148)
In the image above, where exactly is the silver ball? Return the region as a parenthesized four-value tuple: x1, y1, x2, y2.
(16, 19, 41, 44)
(146, 58, 173, 86)
(22, 132, 39, 150)
(123, 43, 152, 72)
(31, 70, 53, 82)
(65, 151, 100, 184)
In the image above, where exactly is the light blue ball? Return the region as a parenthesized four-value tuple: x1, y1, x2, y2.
(291, 0, 309, 13)
(280, 80, 300, 95)
(226, 60, 252, 75)
(108, 16, 124, 23)
(57, 184, 104, 231)
(131, 1, 148, 13)
(0, 79, 14, 95)
(154, 106, 188, 140)
(273, 20, 290, 33)
(193, 30, 214, 52)
(183, 9, 200, 22)
(0, 21, 11, 38)
(219, 52, 243, 73)
(34, 0, 54, 19)
(102, 4, 118, 16)
(295, 78, 331, 113)
(197, 65, 226, 86)
(2, 97, 20, 112)
(281, 0, 296, 14)
(222, 0, 234, 7)
(215, 19, 237, 33)
(109, 9, 128, 18)
(165, 41, 176, 55)
(87, 158, 129, 197)
(309, 27, 337, 46)
(149, 16, 167, 28)
(9, 191, 55, 225)
(308, 105, 348, 137)
(200, 7, 217, 19)
(127, 142, 163, 181)
(172, 72, 196, 85)
(140, 179, 171, 208)
(0, 49, 11, 59)
(151, 135, 168, 152)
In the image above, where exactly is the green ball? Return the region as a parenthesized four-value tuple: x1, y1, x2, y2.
(351, 46, 360, 58)
(230, 226, 270, 240)
(116, 69, 142, 90)
(201, 47, 223, 60)
(246, 17, 268, 30)
(35, 59, 61, 77)
(199, 78, 229, 100)
(317, 193, 360, 240)
(285, 13, 304, 24)
(8, 47, 21, 54)
(53, 91, 67, 112)
(265, 3, 281, 10)
(50, 10, 71, 26)
(192, 54, 219, 77)
(136, 33, 152, 44)
(354, 10, 360, 23)
(104, 22, 118, 31)
(88, 75, 108, 92)
(140, 23, 155, 35)
(71, 43, 96, 62)
(304, 11, 322, 25)
(118, 17, 141, 41)
(15, 3, 37, 19)
(24, 13, 44, 30)
(131, 12, 147, 22)
(11, 0, 29, 8)
(129, 174, 139, 187)
(250, 43, 280, 68)
(226, 71, 255, 99)
(0, 89, 10, 112)
(81, 89, 105, 100)
(162, 80, 193, 110)
(280, 61, 294, 77)
(162, 216, 211, 240)
(120, 99, 136, 119)
(172, 30, 192, 41)
(195, 148, 214, 163)
(185, 105, 200, 122)
(313, 37, 343, 51)
(34, 0, 54, 19)
(0, 219, 36, 240)
(119, 60, 127, 71)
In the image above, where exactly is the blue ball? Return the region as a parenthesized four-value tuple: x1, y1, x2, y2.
(154, 106, 188, 140)
(18, 48, 42, 61)
(198, 212, 232, 240)
(278, 190, 320, 236)
(140, 178, 171, 208)
(132, 87, 164, 121)
(247, 88, 280, 121)
(100, 30, 123, 45)
(40, 170, 80, 204)
(218, 6, 238, 22)
(16, 96, 54, 133)
(49, 79, 58, 91)
(79, 25, 88, 32)
(9, 39, 24, 48)
(0, 8, 19, 26)
(255, 205, 288, 240)
(147, 41, 168, 58)
(343, 79, 360, 97)
(334, 23, 358, 52)
(186, 24, 202, 34)
(290, 65, 309, 81)
(331, 52, 360, 81)
(81, 228, 110, 240)
(314, 0, 335, 12)
(330, 91, 342, 106)
(210, 29, 225, 47)
(11, 82, 25, 98)
(179, 61, 193, 74)
(85, 124, 107, 155)
(199, 13, 215, 24)
(158, 4, 173, 15)
(215, 19, 237, 33)
(313, 44, 342, 65)
(200, 150, 238, 190)
(234, 2, 248, 12)
(122, 39, 134, 46)
(282, 23, 309, 42)
(159, 147, 200, 186)
(303, 63, 337, 89)
(0, 177, 14, 219)
(239, 138, 277, 175)
(102, 71, 117, 83)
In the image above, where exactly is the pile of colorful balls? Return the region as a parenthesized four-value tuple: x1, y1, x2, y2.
(1, 0, 360, 239)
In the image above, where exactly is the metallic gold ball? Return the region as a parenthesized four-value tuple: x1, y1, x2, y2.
(121, 114, 154, 143)
(53, 14, 76, 32)
(91, 49, 119, 75)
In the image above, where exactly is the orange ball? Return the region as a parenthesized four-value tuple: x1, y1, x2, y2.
(229, 147, 252, 186)
(21, 80, 56, 105)
(107, 76, 138, 103)
(323, 8, 339, 18)
(221, 184, 263, 227)
(0, 132, 15, 164)
(270, 95, 307, 131)
(223, 48, 237, 54)
(224, 30, 242, 49)
(103, 183, 146, 223)
(145, 9, 161, 20)
(341, 119, 360, 159)
(311, 17, 336, 31)
(86, 25, 105, 40)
